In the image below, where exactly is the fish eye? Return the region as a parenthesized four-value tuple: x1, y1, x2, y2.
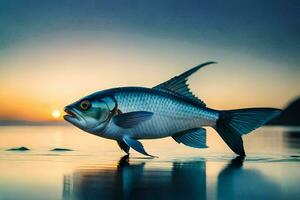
(80, 100, 91, 111)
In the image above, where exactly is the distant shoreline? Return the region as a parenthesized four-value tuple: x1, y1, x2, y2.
(0, 120, 69, 126)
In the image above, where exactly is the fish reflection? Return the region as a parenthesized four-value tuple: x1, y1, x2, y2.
(63, 155, 206, 200)
(217, 156, 282, 200)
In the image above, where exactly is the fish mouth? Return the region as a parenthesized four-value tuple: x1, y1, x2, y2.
(64, 108, 78, 121)
(64, 107, 87, 128)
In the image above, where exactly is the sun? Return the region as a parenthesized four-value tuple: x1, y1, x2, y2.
(51, 109, 61, 119)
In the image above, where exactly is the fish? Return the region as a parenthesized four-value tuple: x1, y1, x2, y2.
(64, 62, 281, 157)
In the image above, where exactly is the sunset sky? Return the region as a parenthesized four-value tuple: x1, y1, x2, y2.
(0, 0, 299, 122)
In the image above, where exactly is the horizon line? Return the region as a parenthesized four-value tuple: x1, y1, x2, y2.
(0, 119, 68, 126)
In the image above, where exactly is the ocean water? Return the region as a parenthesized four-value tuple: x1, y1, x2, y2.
(0, 125, 300, 200)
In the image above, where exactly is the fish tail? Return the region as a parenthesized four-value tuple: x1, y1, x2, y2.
(215, 108, 281, 156)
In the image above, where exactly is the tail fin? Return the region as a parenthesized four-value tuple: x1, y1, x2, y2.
(215, 108, 281, 156)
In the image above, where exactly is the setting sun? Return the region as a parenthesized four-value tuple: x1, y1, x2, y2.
(51, 110, 61, 119)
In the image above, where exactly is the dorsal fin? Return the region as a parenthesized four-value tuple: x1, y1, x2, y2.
(153, 61, 216, 107)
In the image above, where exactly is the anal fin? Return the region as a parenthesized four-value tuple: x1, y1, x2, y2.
(172, 128, 208, 148)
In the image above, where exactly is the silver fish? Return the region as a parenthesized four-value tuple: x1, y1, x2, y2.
(64, 62, 281, 157)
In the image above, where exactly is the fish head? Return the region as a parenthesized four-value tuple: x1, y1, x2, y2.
(64, 94, 115, 132)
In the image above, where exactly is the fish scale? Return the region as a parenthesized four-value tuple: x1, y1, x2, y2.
(113, 89, 218, 139)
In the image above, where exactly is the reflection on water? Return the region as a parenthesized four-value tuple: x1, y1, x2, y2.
(62, 155, 290, 200)
(218, 156, 281, 200)
(1, 126, 300, 200)
(63, 155, 206, 200)
(62, 155, 297, 200)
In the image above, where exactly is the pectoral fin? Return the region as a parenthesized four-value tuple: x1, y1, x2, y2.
(172, 128, 208, 148)
(113, 111, 153, 129)
(122, 136, 155, 157)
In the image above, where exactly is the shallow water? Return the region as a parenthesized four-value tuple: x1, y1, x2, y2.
(0, 126, 300, 200)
